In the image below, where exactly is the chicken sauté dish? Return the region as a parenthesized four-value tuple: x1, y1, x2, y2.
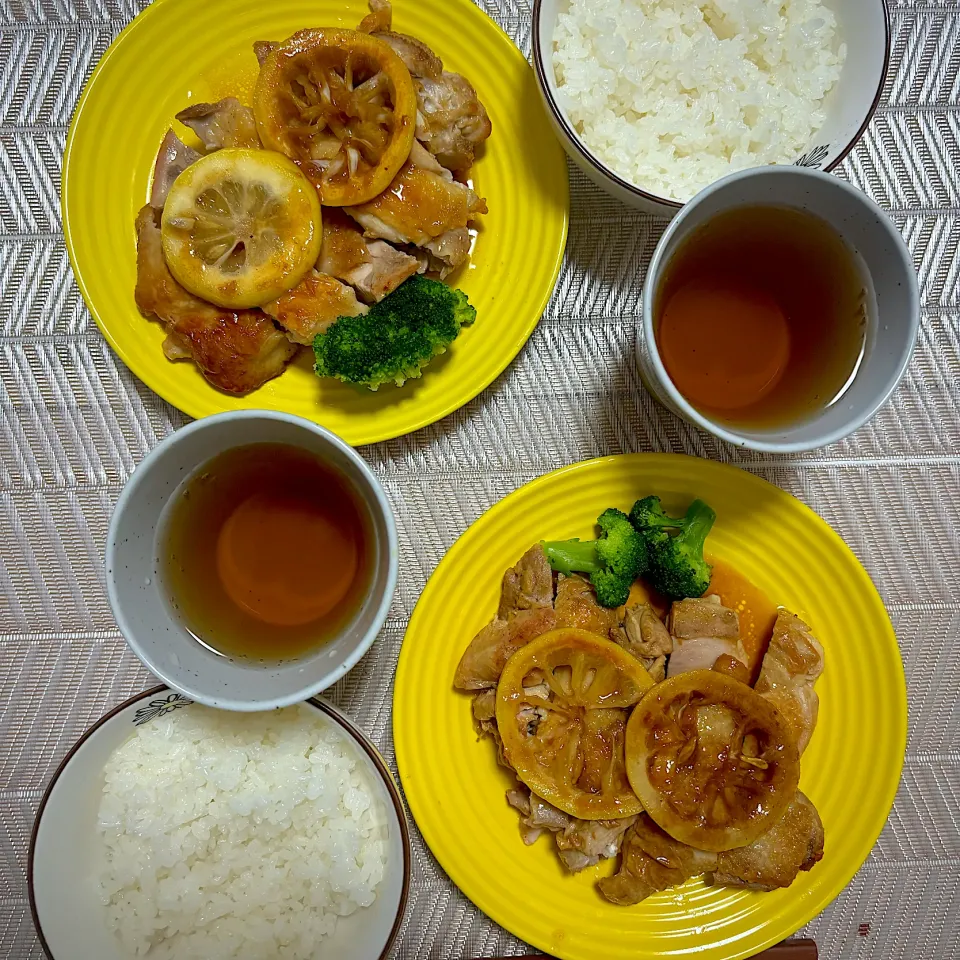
(454, 496, 826, 904)
(135, 0, 490, 395)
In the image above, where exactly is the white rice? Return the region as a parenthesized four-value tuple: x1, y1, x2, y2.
(97, 704, 387, 959)
(552, 0, 846, 201)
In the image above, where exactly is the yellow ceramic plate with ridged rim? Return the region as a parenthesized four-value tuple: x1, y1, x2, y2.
(394, 454, 906, 960)
(62, 0, 568, 445)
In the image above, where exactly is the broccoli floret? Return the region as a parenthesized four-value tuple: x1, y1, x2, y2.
(630, 497, 716, 600)
(629, 495, 685, 533)
(541, 508, 649, 608)
(313, 275, 476, 390)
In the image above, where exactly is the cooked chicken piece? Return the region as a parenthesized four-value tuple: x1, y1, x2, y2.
(711, 792, 825, 890)
(499, 545, 554, 619)
(348, 240, 422, 300)
(358, 0, 393, 34)
(505, 786, 635, 871)
(453, 607, 557, 690)
(175, 98, 261, 151)
(317, 208, 369, 276)
(554, 574, 620, 639)
(150, 129, 201, 208)
(555, 815, 638, 873)
(472, 688, 496, 728)
(712, 652, 751, 684)
(261, 272, 367, 345)
(506, 786, 571, 845)
(415, 71, 492, 172)
(598, 814, 719, 905)
(134, 206, 295, 394)
(317, 209, 420, 303)
(345, 156, 486, 272)
(358, 0, 442, 77)
(253, 40, 277, 65)
(416, 227, 472, 279)
(345, 143, 481, 275)
(357, 1, 490, 171)
(671, 594, 740, 638)
(754, 611, 825, 755)
(576, 708, 628, 796)
(379, 32, 444, 80)
(666, 595, 749, 678)
(619, 603, 673, 682)
(471, 690, 513, 768)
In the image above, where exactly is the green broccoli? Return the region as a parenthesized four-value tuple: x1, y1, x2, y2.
(629, 496, 716, 600)
(541, 508, 649, 608)
(629, 495, 686, 533)
(313, 275, 476, 391)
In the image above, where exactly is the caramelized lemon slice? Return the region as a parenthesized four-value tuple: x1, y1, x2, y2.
(160, 148, 322, 309)
(496, 629, 653, 821)
(625, 670, 800, 852)
(253, 28, 417, 206)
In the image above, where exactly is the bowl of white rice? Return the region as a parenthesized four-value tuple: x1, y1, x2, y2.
(29, 687, 410, 960)
(533, 0, 889, 213)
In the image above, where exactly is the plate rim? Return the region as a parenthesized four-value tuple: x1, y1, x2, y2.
(393, 452, 907, 959)
(61, 0, 570, 446)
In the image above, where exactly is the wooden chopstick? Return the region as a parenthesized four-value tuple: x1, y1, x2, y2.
(478, 939, 818, 960)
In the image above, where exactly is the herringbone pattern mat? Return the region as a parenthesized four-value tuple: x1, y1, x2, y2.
(1, 1, 958, 958)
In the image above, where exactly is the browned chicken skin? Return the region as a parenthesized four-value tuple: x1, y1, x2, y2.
(317, 208, 420, 303)
(134, 206, 296, 394)
(261, 271, 367, 345)
(453, 606, 557, 690)
(619, 602, 673, 682)
(711, 791, 825, 890)
(554, 574, 620, 639)
(358, 0, 393, 34)
(598, 792, 824, 904)
(358, 0, 491, 171)
(175, 98, 261, 151)
(599, 814, 720, 905)
(415, 72, 492, 172)
(345, 155, 487, 257)
(755, 611, 825, 755)
(667, 595, 749, 678)
(506, 786, 637, 872)
(499, 545, 555, 618)
(253, 40, 277, 66)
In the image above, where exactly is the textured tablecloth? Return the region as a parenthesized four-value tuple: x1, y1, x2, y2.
(1, 0, 958, 957)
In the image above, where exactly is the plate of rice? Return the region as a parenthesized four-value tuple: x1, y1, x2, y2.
(533, 0, 889, 211)
(29, 688, 409, 960)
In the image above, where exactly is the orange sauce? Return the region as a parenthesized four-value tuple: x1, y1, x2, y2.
(705, 557, 779, 678)
(161, 443, 372, 661)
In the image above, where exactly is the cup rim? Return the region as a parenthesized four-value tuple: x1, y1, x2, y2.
(638, 165, 920, 453)
(530, 0, 891, 210)
(105, 410, 399, 710)
(28, 684, 412, 960)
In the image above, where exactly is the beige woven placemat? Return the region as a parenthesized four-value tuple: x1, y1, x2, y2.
(1, 1, 958, 957)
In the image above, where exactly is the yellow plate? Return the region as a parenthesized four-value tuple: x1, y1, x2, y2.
(394, 454, 906, 960)
(62, 0, 568, 445)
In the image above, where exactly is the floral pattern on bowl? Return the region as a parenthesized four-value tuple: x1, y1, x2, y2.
(795, 144, 831, 168)
(132, 692, 193, 725)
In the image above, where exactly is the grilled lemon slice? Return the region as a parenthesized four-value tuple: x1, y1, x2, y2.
(160, 148, 322, 309)
(254, 28, 417, 206)
(496, 629, 653, 821)
(625, 670, 800, 852)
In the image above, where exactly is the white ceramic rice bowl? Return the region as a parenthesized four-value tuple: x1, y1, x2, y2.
(532, 0, 890, 214)
(29, 688, 410, 960)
